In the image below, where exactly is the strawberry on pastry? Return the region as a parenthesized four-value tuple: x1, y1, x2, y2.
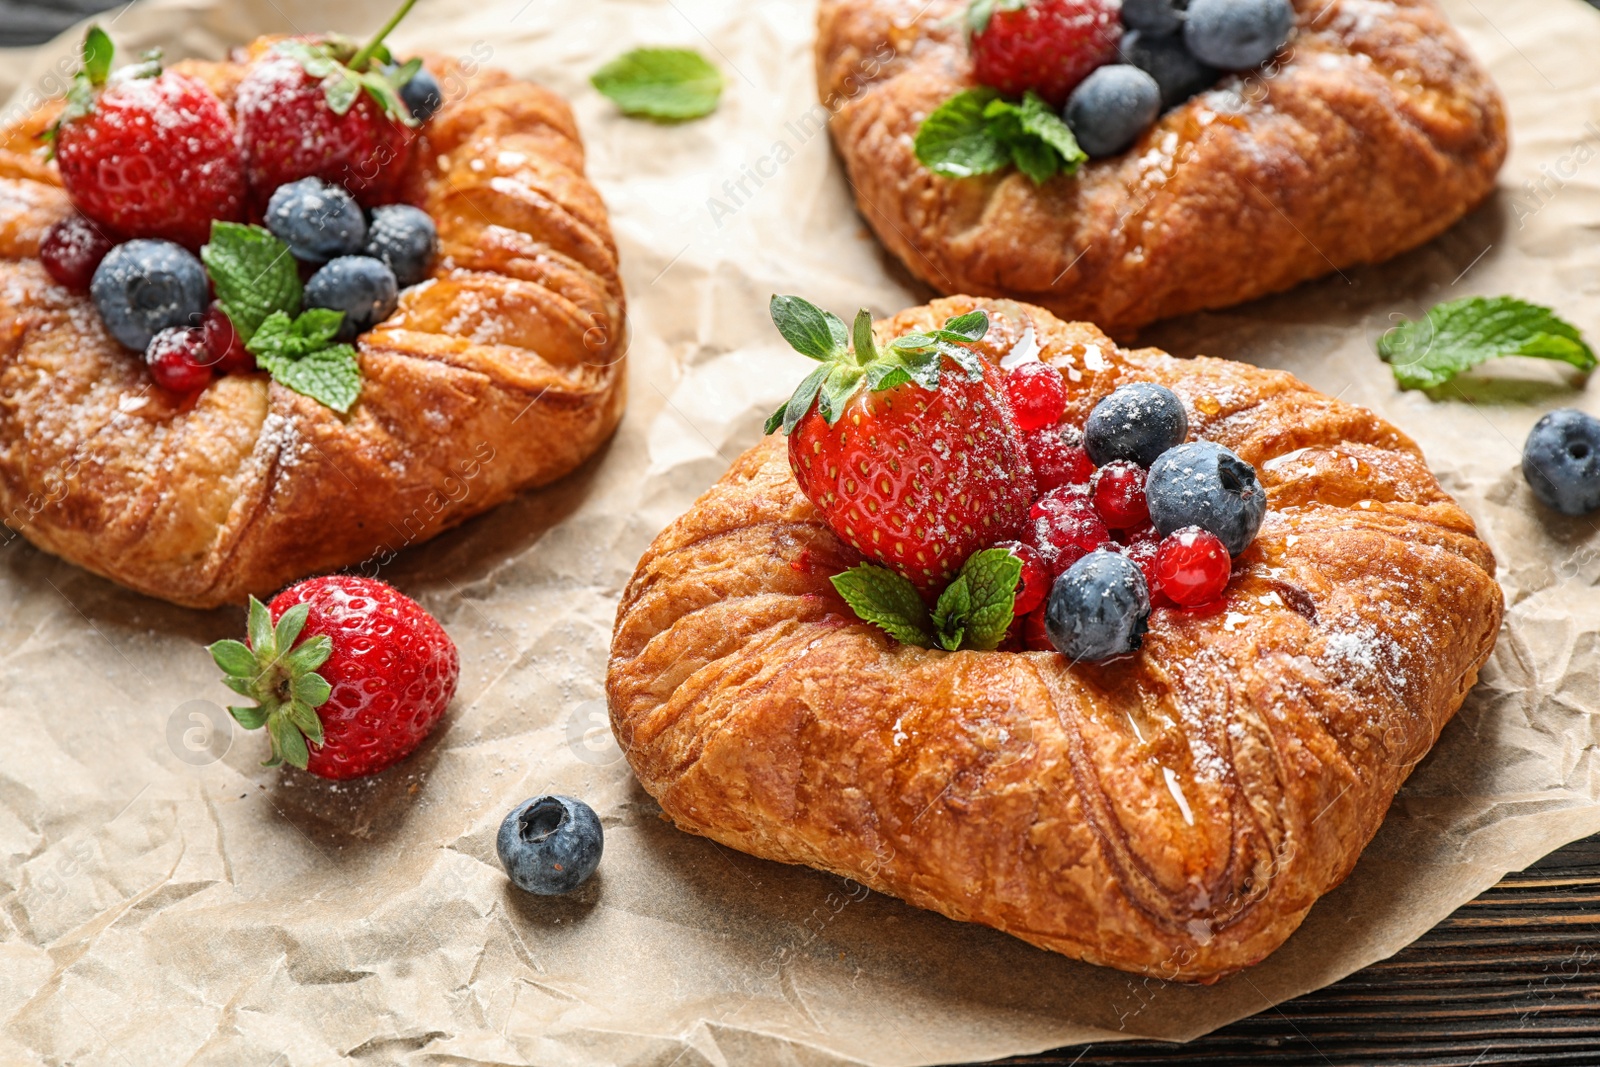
(765, 296, 1035, 590)
(210, 576, 459, 780)
(966, 0, 1122, 107)
(48, 29, 245, 250)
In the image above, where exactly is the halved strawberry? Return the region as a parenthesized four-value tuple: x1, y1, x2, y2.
(766, 297, 1036, 589)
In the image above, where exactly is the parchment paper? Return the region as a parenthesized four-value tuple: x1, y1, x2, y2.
(2, 0, 1599, 1063)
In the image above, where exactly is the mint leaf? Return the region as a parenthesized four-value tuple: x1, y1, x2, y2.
(915, 88, 1085, 184)
(249, 309, 344, 357)
(831, 564, 935, 648)
(932, 573, 972, 651)
(248, 309, 362, 413)
(591, 48, 722, 121)
(201, 223, 302, 342)
(932, 548, 1022, 651)
(1378, 296, 1596, 390)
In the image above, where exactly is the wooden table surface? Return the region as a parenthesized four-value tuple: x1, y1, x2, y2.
(4, 2, 1598, 1065)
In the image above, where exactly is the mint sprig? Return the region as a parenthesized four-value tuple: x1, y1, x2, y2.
(1377, 296, 1596, 390)
(591, 48, 722, 122)
(914, 88, 1086, 184)
(763, 296, 990, 434)
(248, 310, 363, 413)
(201, 222, 302, 342)
(208, 597, 334, 770)
(831, 548, 1024, 651)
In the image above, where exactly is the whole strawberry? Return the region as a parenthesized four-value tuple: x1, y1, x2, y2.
(48, 27, 245, 250)
(967, 0, 1122, 106)
(766, 297, 1035, 589)
(209, 576, 458, 779)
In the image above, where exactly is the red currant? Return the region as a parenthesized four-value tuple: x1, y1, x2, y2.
(1005, 361, 1067, 431)
(994, 539, 1050, 615)
(1113, 521, 1160, 546)
(202, 305, 254, 374)
(146, 326, 215, 393)
(1022, 604, 1054, 651)
(1091, 460, 1150, 530)
(39, 215, 114, 291)
(1154, 526, 1231, 606)
(1022, 487, 1108, 575)
(1025, 427, 1093, 491)
(1114, 536, 1171, 607)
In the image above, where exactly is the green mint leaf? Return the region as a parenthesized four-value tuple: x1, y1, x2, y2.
(932, 573, 972, 651)
(914, 88, 1010, 178)
(771, 294, 849, 361)
(201, 222, 302, 342)
(208, 639, 257, 678)
(82, 25, 114, 84)
(1009, 138, 1060, 184)
(248, 308, 344, 357)
(1011, 91, 1085, 172)
(258, 343, 363, 414)
(591, 47, 722, 122)
(1378, 296, 1597, 390)
(964, 0, 1027, 35)
(956, 547, 1024, 650)
(852, 308, 877, 366)
(831, 564, 935, 648)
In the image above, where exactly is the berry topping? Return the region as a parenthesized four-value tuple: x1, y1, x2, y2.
(201, 304, 254, 375)
(1091, 459, 1149, 529)
(264, 177, 367, 264)
(498, 795, 604, 896)
(145, 325, 213, 393)
(1084, 381, 1189, 467)
(1183, 0, 1294, 70)
(1154, 525, 1231, 606)
(1024, 484, 1109, 574)
(395, 64, 444, 122)
(1120, 0, 1184, 36)
(39, 215, 114, 291)
(1022, 603, 1054, 651)
(1146, 440, 1266, 555)
(1114, 532, 1164, 600)
(995, 539, 1051, 615)
(1044, 548, 1150, 661)
(1121, 28, 1220, 108)
(766, 297, 1035, 589)
(1522, 408, 1600, 516)
(51, 32, 245, 251)
(208, 576, 459, 779)
(1004, 359, 1067, 431)
(1064, 63, 1162, 159)
(90, 239, 208, 351)
(1024, 425, 1095, 490)
(363, 203, 438, 287)
(304, 255, 399, 340)
(967, 0, 1122, 107)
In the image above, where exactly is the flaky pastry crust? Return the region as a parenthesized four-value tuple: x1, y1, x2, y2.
(816, 0, 1507, 336)
(608, 297, 1502, 981)
(0, 45, 625, 608)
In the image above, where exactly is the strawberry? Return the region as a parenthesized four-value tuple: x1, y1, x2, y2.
(966, 0, 1121, 107)
(48, 27, 245, 250)
(235, 3, 427, 208)
(766, 296, 1035, 589)
(209, 576, 458, 780)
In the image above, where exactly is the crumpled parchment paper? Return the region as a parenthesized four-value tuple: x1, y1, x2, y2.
(2, 0, 1599, 1063)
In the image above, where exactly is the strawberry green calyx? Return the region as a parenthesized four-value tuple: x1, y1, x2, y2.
(41, 26, 161, 154)
(208, 597, 333, 770)
(763, 294, 991, 435)
(277, 0, 425, 127)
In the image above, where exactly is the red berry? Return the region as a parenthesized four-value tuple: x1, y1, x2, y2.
(1004, 361, 1067, 432)
(1154, 526, 1231, 606)
(39, 215, 114, 290)
(1025, 427, 1095, 491)
(1114, 535, 1166, 603)
(969, 0, 1122, 107)
(145, 326, 214, 393)
(55, 72, 245, 250)
(1022, 604, 1054, 651)
(1113, 520, 1160, 546)
(1091, 459, 1150, 530)
(236, 51, 416, 209)
(264, 577, 459, 779)
(995, 539, 1050, 615)
(202, 305, 254, 375)
(1023, 485, 1108, 574)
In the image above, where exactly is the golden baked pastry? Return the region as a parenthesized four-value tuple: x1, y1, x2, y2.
(815, 0, 1508, 336)
(0, 46, 624, 608)
(607, 296, 1503, 981)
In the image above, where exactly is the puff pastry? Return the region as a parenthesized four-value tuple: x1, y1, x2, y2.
(816, 0, 1507, 335)
(607, 297, 1503, 981)
(0, 47, 624, 608)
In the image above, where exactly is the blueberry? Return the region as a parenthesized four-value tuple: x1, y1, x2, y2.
(1064, 64, 1162, 158)
(1184, 0, 1294, 70)
(304, 256, 399, 340)
(1044, 549, 1151, 661)
(1084, 382, 1189, 467)
(1146, 440, 1266, 555)
(1522, 408, 1600, 516)
(363, 204, 438, 288)
(497, 795, 603, 895)
(265, 178, 367, 265)
(1121, 0, 1185, 36)
(89, 239, 208, 351)
(1121, 29, 1220, 108)
(399, 66, 443, 122)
